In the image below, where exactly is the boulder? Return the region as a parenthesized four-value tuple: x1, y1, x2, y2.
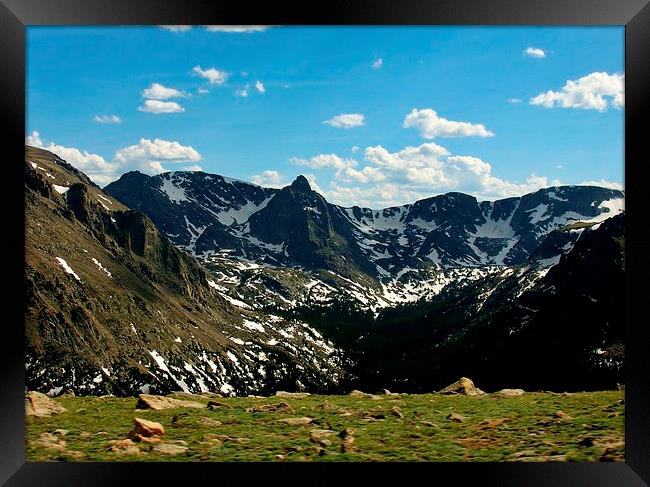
(495, 389, 525, 397)
(349, 390, 369, 397)
(447, 412, 466, 423)
(152, 443, 188, 455)
(275, 391, 311, 398)
(277, 417, 313, 426)
(135, 394, 203, 410)
(246, 402, 294, 414)
(438, 377, 485, 396)
(107, 439, 141, 455)
(25, 391, 67, 417)
(129, 417, 165, 442)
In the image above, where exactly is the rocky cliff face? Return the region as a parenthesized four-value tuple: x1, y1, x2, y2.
(25, 146, 346, 397)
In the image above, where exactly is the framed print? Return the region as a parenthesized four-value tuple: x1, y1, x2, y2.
(1, 0, 649, 485)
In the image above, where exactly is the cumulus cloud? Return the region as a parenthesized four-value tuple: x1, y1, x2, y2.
(290, 154, 357, 171)
(193, 65, 229, 85)
(138, 100, 185, 114)
(523, 47, 546, 58)
(204, 25, 271, 33)
(182, 165, 204, 172)
(251, 170, 285, 188)
(288, 141, 572, 207)
(93, 114, 122, 124)
(114, 138, 201, 165)
(403, 108, 494, 139)
(255, 81, 266, 93)
(26, 131, 119, 186)
(235, 85, 249, 97)
(26, 131, 203, 186)
(159, 25, 192, 32)
(142, 82, 185, 100)
(530, 72, 624, 111)
(323, 113, 365, 129)
(372, 58, 383, 70)
(579, 179, 624, 190)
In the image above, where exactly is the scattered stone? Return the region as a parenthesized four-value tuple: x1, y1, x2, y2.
(25, 391, 67, 418)
(275, 454, 286, 460)
(207, 400, 232, 410)
(339, 428, 355, 453)
(136, 394, 203, 410)
(278, 417, 313, 426)
(554, 411, 573, 421)
(247, 402, 294, 414)
(53, 429, 69, 436)
(420, 421, 438, 428)
(275, 391, 311, 398)
(199, 417, 223, 427)
(33, 432, 66, 451)
(391, 406, 404, 419)
(349, 390, 369, 397)
(129, 417, 165, 442)
(447, 412, 466, 423)
(479, 418, 509, 428)
(513, 449, 537, 458)
(495, 389, 525, 397)
(310, 429, 336, 444)
(152, 443, 188, 455)
(106, 439, 141, 455)
(438, 377, 485, 396)
(79, 431, 92, 439)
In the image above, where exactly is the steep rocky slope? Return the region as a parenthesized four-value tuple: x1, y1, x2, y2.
(25, 146, 345, 397)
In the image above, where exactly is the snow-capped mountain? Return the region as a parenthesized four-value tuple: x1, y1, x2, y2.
(105, 170, 624, 281)
(26, 145, 627, 394)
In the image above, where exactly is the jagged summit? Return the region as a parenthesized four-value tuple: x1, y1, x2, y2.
(289, 175, 312, 192)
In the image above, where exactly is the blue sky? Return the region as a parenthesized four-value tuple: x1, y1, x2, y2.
(26, 26, 624, 207)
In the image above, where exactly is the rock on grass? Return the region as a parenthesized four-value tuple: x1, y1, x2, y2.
(25, 392, 67, 418)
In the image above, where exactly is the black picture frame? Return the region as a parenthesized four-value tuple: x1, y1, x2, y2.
(2, 0, 649, 484)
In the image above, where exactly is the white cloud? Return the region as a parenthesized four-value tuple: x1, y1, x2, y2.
(160, 25, 192, 32)
(204, 25, 271, 33)
(93, 114, 122, 124)
(338, 166, 387, 183)
(351, 146, 360, 153)
(255, 81, 266, 93)
(182, 165, 204, 172)
(138, 100, 185, 114)
(523, 47, 546, 58)
(403, 108, 494, 139)
(507, 98, 522, 104)
(251, 170, 285, 188)
(114, 138, 201, 165)
(530, 72, 624, 111)
(290, 154, 357, 170)
(235, 85, 249, 97)
(579, 179, 624, 190)
(26, 131, 42, 147)
(26, 131, 118, 186)
(288, 141, 572, 207)
(364, 142, 449, 170)
(197, 87, 209, 94)
(193, 65, 229, 85)
(26, 132, 203, 186)
(372, 58, 383, 70)
(323, 113, 365, 129)
(142, 83, 185, 100)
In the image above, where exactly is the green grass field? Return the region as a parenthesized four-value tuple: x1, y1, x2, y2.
(26, 391, 624, 462)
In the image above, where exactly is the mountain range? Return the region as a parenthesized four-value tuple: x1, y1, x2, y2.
(25, 145, 626, 395)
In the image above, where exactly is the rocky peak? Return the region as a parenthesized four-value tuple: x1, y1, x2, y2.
(290, 175, 312, 193)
